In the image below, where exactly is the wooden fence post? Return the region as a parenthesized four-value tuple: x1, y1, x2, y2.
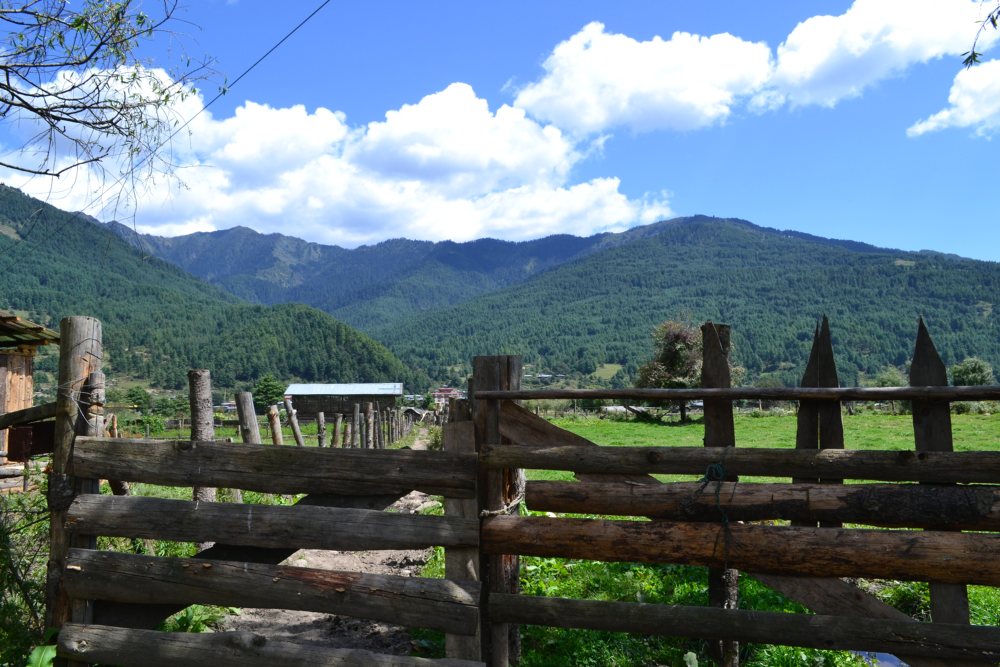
(333, 413, 343, 448)
(283, 397, 305, 447)
(189, 370, 217, 539)
(365, 402, 374, 449)
(47, 316, 102, 633)
(316, 412, 326, 447)
(444, 400, 481, 661)
(266, 405, 284, 445)
(352, 403, 361, 448)
(795, 316, 845, 510)
(701, 322, 739, 667)
(235, 391, 261, 445)
(910, 318, 971, 626)
(473, 355, 523, 667)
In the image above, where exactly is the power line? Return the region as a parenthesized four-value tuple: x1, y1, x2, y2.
(0, 0, 333, 269)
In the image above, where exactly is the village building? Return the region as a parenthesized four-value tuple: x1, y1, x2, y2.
(431, 386, 463, 407)
(0, 310, 59, 471)
(283, 382, 403, 420)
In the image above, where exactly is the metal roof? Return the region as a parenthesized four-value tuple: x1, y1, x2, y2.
(0, 311, 59, 349)
(285, 383, 403, 396)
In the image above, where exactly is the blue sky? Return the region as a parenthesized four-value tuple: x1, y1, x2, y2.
(4, 0, 1000, 260)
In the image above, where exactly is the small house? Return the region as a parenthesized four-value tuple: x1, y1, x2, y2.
(0, 311, 59, 466)
(284, 383, 403, 420)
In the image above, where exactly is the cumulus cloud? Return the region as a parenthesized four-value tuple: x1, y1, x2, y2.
(514, 22, 773, 135)
(764, 0, 997, 108)
(907, 59, 1000, 136)
(513, 2, 999, 135)
(6, 76, 670, 246)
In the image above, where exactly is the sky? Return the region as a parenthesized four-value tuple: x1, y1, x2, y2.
(2, 0, 1000, 261)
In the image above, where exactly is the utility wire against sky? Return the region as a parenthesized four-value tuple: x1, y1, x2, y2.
(0, 0, 333, 271)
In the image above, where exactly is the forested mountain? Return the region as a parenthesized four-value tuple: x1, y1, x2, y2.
(109, 221, 647, 330)
(0, 185, 420, 391)
(121, 212, 999, 388)
(369, 217, 999, 387)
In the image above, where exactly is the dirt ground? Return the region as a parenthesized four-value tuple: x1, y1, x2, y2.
(217, 426, 441, 657)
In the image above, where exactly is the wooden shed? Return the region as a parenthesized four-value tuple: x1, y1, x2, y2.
(284, 383, 403, 420)
(0, 311, 59, 465)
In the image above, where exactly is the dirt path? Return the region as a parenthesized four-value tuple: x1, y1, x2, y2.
(217, 425, 441, 656)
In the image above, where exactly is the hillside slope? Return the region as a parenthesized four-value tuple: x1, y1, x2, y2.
(370, 218, 999, 386)
(0, 186, 419, 390)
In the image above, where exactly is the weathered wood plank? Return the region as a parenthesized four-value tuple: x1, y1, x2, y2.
(911, 318, 972, 628)
(481, 516, 1000, 585)
(525, 480, 1000, 530)
(480, 444, 1000, 483)
(474, 385, 1000, 401)
(65, 549, 479, 635)
(90, 493, 402, 629)
(67, 495, 479, 550)
(0, 400, 56, 430)
(499, 400, 657, 486)
(73, 437, 477, 497)
(235, 391, 262, 445)
(58, 623, 486, 667)
(488, 594, 1000, 662)
(750, 574, 953, 667)
(444, 419, 481, 661)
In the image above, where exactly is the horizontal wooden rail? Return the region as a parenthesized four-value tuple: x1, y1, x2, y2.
(67, 495, 479, 551)
(65, 549, 479, 635)
(474, 385, 1000, 402)
(481, 516, 1000, 585)
(482, 444, 1000, 483)
(0, 401, 56, 429)
(59, 623, 486, 667)
(489, 594, 1000, 662)
(526, 480, 1000, 530)
(73, 437, 477, 498)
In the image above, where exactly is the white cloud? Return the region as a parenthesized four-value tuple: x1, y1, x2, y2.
(907, 59, 1000, 136)
(5, 75, 671, 246)
(764, 0, 998, 107)
(514, 22, 773, 135)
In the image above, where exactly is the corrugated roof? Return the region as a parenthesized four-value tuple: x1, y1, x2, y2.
(285, 383, 403, 396)
(0, 311, 59, 349)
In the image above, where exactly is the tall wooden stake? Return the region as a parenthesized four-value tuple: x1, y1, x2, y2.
(47, 316, 102, 634)
(911, 318, 971, 626)
(266, 405, 283, 445)
(189, 370, 217, 532)
(283, 397, 305, 447)
(235, 391, 261, 445)
(332, 413, 343, 448)
(316, 412, 326, 448)
(701, 322, 739, 667)
(474, 355, 523, 667)
(352, 403, 361, 448)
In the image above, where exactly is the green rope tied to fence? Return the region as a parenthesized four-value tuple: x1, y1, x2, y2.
(687, 448, 734, 570)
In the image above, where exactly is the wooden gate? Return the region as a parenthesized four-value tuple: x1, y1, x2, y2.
(472, 322, 1000, 667)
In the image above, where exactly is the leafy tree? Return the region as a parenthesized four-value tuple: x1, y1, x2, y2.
(951, 357, 995, 386)
(636, 320, 702, 422)
(252, 373, 286, 414)
(124, 386, 151, 413)
(0, 0, 203, 180)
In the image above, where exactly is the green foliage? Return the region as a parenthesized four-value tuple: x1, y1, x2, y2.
(25, 643, 56, 667)
(636, 320, 702, 390)
(0, 478, 49, 666)
(160, 604, 234, 633)
(252, 373, 286, 413)
(124, 386, 153, 413)
(952, 357, 995, 386)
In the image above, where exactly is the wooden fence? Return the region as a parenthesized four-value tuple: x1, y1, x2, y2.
(35, 316, 1000, 666)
